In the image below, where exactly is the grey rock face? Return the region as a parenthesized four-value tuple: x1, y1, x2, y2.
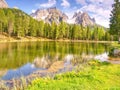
(72, 11, 96, 26)
(113, 49, 120, 57)
(31, 7, 68, 24)
(0, 0, 8, 8)
(31, 7, 96, 26)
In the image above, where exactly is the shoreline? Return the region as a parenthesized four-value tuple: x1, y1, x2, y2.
(1, 60, 120, 89)
(0, 37, 114, 43)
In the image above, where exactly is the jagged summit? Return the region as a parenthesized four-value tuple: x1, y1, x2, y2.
(31, 7, 96, 26)
(0, 0, 8, 8)
(67, 11, 96, 26)
(76, 11, 96, 26)
(31, 7, 68, 24)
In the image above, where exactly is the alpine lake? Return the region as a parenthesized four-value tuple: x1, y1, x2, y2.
(0, 41, 111, 81)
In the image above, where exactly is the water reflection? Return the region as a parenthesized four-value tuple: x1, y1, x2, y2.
(64, 54, 73, 66)
(2, 63, 46, 80)
(95, 53, 109, 61)
(0, 42, 110, 80)
(2, 54, 76, 80)
(2, 53, 109, 80)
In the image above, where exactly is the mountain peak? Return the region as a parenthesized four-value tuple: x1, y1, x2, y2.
(69, 11, 96, 26)
(48, 7, 57, 10)
(73, 11, 82, 18)
(0, 0, 8, 8)
(31, 7, 96, 26)
(31, 7, 68, 24)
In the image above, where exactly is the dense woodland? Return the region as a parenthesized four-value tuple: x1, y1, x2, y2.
(0, 8, 114, 41)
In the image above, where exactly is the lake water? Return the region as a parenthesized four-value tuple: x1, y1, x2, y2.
(0, 41, 110, 80)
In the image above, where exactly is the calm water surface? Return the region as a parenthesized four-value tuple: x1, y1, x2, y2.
(0, 41, 110, 80)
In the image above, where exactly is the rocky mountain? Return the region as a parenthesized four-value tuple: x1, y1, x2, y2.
(0, 0, 8, 8)
(67, 11, 96, 26)
(31, 7, 96, 26)
(31, 7, 68, 24)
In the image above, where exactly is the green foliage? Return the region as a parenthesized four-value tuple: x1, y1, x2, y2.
(0, 8, 111, 41)
(110, 0, 120, 37)
(109, 42, 120, 57)
(109, 47, 116, 56)
(26, 60, 120, 90)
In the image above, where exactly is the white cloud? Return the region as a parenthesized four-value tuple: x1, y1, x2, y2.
(31, 9, 36, 13)
(64, 7, 78, 19)
(76, 0, 114, 27)
(34, 0, 115, 27)
(13, 6, 19, 9)
(75, 0, 87, 5)
(66, 12, 74, 19)
(92, 14, 110, 28)
(61, 0, 70, 8)
(37, 0, 56, 8)
(80, 4, 111, 18)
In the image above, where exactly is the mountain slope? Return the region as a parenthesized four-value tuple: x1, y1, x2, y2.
(67, 11, 96, 26)
(0, 0, 8, 8)
(31, 7, 68, 24)
(0, 8, 37, 38)
(31, 7, 96, 26)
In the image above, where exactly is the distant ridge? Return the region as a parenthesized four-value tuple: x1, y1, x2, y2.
(31, 7, 68, 24)
(0, 0, 8, 8)
(31, 7, 96, 26)
(67, 11, 96, 26)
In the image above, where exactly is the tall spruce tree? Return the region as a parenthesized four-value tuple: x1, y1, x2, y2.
(110, 0, 120, 42)
(7, 10, 15, 37)
(0, 10, 6, 34)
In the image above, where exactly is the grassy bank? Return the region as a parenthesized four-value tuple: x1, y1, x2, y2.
(0, 35, 52, 43)
(0, 35, 113, 43)
(26, 60, 120, 90)
(111, 42, 120, 47)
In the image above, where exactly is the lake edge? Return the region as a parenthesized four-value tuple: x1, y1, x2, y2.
(0, 37, 114, 43)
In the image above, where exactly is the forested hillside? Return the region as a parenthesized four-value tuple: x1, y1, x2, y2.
(0, 8, 112, 41)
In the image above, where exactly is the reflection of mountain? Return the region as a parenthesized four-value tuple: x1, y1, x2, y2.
(33, 54, 74, 69)
(1, 54, 75, 80)
(33, 57, 51, 68)
(1, 53, 109, 80)
(0, 42, 109, 70)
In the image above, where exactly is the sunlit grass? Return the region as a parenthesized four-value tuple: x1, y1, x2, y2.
(111, 41, 120, 47)
(26, 60, 120, 90)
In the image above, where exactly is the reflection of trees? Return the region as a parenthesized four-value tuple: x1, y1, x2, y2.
(0, 42, 110, 69)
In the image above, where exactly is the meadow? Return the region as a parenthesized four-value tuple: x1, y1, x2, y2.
(26, 60, 120, 90)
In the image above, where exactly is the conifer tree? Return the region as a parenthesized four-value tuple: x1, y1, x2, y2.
(110, 0, 120, 42)
(7, 10, 14, 36)
(0, 10, 6, 34)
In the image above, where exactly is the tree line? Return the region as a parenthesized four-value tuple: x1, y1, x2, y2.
(0, 8, 113, 41)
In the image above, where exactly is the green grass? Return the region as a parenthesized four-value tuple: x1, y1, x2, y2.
(111, 42, 120, 48)
(26, 60, 120, 90)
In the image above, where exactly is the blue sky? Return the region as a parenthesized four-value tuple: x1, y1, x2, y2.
(6, 0, 115, 27)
